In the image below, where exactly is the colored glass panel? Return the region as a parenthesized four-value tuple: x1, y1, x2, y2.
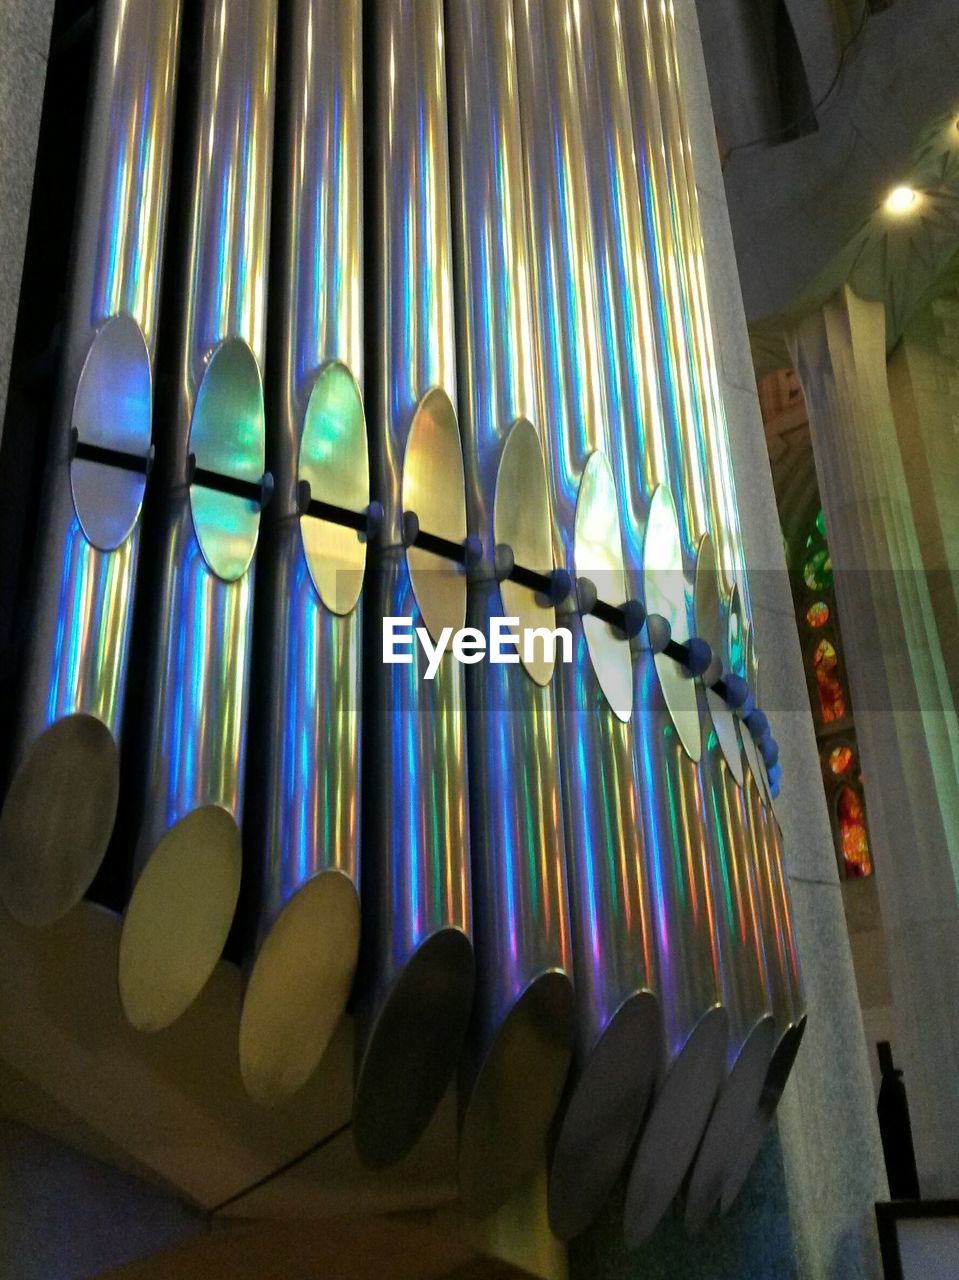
(806, 600, 830, 629)
(803, 548, 833, 591)
(813, 638, 846, 723)
(828, 744, 853, 775)
(838, 787, 872, 877)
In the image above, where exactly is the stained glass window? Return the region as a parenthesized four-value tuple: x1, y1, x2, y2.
(806, 600, 830, 628)
(803, 548, 833, 591)
(813, 638, 846, 722)
(828, 744, 853, 775)
(837, 787, 872, 877)
(762, 371, 874, 881)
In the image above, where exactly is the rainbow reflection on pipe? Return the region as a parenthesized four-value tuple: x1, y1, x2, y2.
(447, 0, 575, 1217)
(352, 0, 474, 1171)
(118, 0, 277, 1034)
(513, 0, 664, 1241)
(0, 0, 182, 927)
(238, 0, 366, 1108)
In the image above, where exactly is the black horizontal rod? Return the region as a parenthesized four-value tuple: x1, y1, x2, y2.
(409, 526, 469, 564)
(507, 562, 555, 596)
(591, 597, 630, 633)
(73, 439, 149, 475)
(663, 637, 689, 665)
(304, 495, 368, 533)
(191, 464, 263, 505)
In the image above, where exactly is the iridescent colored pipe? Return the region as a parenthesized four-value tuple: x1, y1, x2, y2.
(616, 0, 710, 571)
(646, 0, 749, 607)
(513, 0, 663, 1241)
(118, 0, 277, 1032)
(237, 0, 366, 1107)
(0, 0, 181, 926)
(352, 0, 474, 1170)
(684, 552, 775, 1234)
(573, 0, 727, 1246)
(721, 632, 807, 1213)
(446, 0, 575, 1217)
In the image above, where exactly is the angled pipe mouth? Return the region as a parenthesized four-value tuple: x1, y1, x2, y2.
(239, 869, 361, 1107)
(548, 990, 663, 1241)
(684, 1014, 777, 1234)
(719, 1015, 808, 1215)
(118, 805, 242, 1031)
(353, 927, 475, 1170)
(762, 1015, 807, 1108)
(0, 714, 119, 927)
(459, 968, 575, 1219)
(624, 1005, 728, 1249)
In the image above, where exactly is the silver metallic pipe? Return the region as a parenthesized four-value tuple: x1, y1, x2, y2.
(118, 0, 277, 1032)
(616, 0, 710, 572)
(572, 0, 727, 1245)
(625, 487, 727, 1249)
(647, 0, 750, 608)
(513, 0, 663, 1242)
(237, 0, 366, 1107)
(720, 781, 807, 1213)
(637, 5, 810, 1212)
(353, 0, 475, 1170)
(0, 0, 182, 926)
(720, 632, 807, 1212)
(684, 548, 775, 1234)
(446, 0, 575, 1217)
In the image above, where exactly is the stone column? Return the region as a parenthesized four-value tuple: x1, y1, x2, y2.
(887, 285, 959, 713)
(788, 285, 959, 1198)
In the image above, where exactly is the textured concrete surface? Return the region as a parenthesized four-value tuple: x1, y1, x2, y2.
(0, 0, 54, 431)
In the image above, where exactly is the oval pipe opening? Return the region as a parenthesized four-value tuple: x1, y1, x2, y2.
(459, 968, 575, 1219)
(719, 1015, 808, 1214)
(624, 1005, 728, 1249)
(239, 870, 361, 1106)
(684, 1013, 777, 1234)
(0, 713, 119, 926)
(548, 989, 663, 1241)
(353, 927, 475, 1169)
(118, 805, 242, 1031)
(763, 1014, 807, 1106)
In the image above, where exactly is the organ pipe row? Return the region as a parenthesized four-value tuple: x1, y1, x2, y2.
(0, 0, 805, 1246)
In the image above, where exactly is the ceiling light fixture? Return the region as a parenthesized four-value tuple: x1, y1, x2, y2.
(884, 185, 919, 214)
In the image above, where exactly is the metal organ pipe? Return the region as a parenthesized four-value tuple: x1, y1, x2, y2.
(721, 636, 807, 1213)
(684, 553, 776, 1234)
(352, 0, 475, 1170)
(0, 0, 182, 926)
(118, 0, 278, 1032)
(0, 0, 810, 1239)
(446, 0, 576, 1217)
(513, 0, 664, 1242)
(615, 0, 711, 571)
(574, 0, 728, 1247)
(720, 788, 806, 1214)
(237, 0, 366, 1107)
(617, 0, 803, 1234)
(647, 0, 750, 608)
